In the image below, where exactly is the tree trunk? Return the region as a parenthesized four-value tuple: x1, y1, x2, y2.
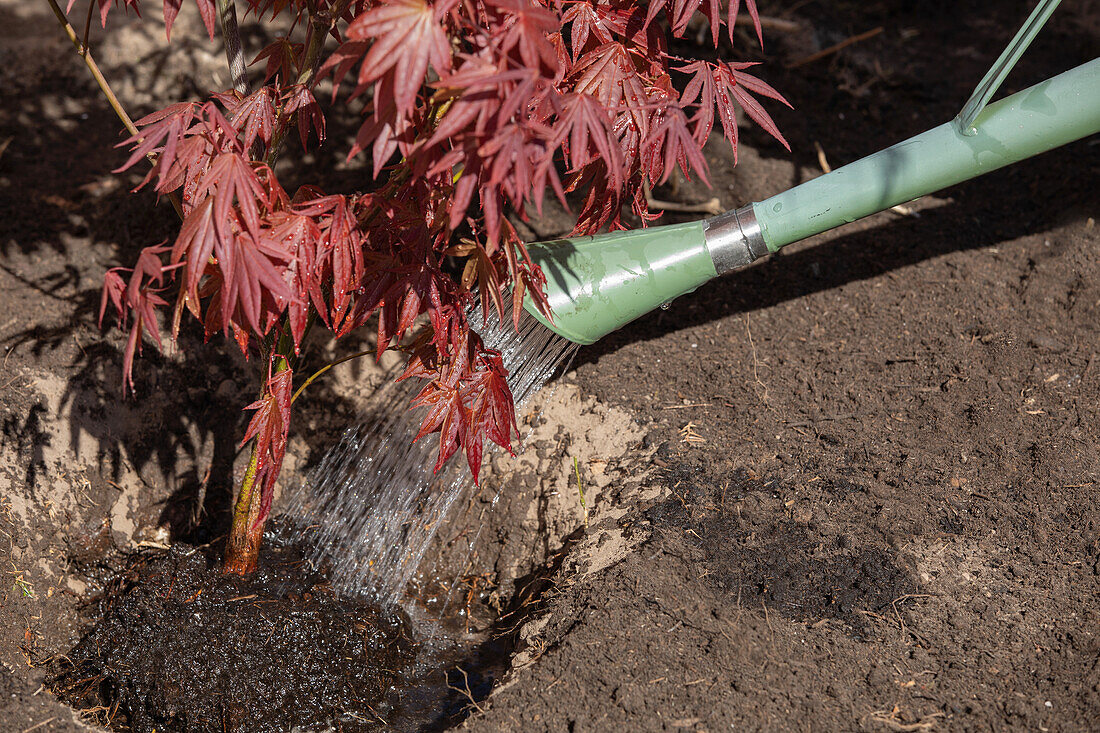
(222, 441, 265, 575)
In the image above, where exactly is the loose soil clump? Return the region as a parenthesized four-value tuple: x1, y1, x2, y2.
(49, 534, 418, 733)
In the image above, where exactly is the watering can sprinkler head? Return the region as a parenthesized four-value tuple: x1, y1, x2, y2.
(521, 205, 768, 345)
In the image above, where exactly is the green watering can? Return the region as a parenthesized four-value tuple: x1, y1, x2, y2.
(523, 0, 1099, 345)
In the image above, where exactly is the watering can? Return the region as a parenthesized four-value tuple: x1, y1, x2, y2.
(523, 0, 1099, 346)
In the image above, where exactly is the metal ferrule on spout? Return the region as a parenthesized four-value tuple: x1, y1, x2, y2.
(702, 205, 769, 274)
(519, 204, 774, 346)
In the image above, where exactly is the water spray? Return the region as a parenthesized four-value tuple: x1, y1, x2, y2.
(524, 1, 1098, 345)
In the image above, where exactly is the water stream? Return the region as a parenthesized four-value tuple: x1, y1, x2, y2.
(284, 309, 577, 607)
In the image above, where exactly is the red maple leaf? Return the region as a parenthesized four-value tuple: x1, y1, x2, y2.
(162, 0, 217, 39)
(240, 366, 294, 523)
(95, 0, 789, 545)
(345, 0, 452, 113)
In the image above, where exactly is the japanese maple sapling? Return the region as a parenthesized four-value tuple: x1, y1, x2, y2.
(58, 0, 789, 574)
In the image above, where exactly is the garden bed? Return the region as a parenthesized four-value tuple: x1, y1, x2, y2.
(2, 0, 1098, 731)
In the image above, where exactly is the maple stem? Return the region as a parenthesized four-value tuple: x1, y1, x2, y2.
(264, 8, 329, 168)
(222, 437, 264, 574)
(217, 0, 250, 96)
(80, 0, 94, 54)
(43, 0, 184, 220)
(222, 329, 294, 574)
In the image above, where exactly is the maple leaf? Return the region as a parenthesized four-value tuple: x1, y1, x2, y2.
(551, 93, 623, 191)
(99, 269, 127, 330)
(253, 37, 304, 83)
(411, 359, 468, 473)
(317, 40, 370, 100)
(678, 60, 790, 162)
(240, 366, 294, 523)
(643, 0, 709, 41)
(562, 2, 613, 61)
(67, 0, 141, 31)
(225, 86, 278, 151)
(647, 104, 709, 184)
(282, 85, 326, 150)
(170, 195, 218, 309)
(162, 0, 217, 39)
(262, 211, 324, 348)
(197, 152, 269, 241)
(217, 229, 295, 338)
(484, 0, 559, 73)
(714, 61, 791, 158)
(728, 0, 764, 47)
(115, 102, 201, 192)
(346, 0, 452, 113)
(677, 59, 715, 145)
(100, 244, 174, 393)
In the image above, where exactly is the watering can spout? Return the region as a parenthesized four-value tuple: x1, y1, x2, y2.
(524, 55, 1099, 346)
(522, 206, 766, 345)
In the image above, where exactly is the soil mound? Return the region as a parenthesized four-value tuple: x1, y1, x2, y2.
(49, 538, 417, 732)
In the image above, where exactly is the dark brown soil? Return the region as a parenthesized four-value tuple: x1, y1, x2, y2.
(458, 2, 1100, 731)
(48, 535, 419, 733)
(2, 1, 1099, 732)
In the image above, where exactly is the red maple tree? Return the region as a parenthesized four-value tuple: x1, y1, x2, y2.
(86, 0, 789, 573)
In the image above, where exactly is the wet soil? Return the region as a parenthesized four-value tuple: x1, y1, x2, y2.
(49, 535, 418, 733)
(1, 0, 1099, 732)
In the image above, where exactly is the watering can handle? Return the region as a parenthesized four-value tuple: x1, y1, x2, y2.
(956, 0, 1062, 135)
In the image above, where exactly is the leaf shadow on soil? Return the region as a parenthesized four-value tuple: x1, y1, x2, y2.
(0, 65, 393, 550)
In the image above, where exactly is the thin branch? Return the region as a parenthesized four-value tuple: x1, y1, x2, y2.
(643, 181, 723, 216)
(43, 0, 184, 220)
(786, 27, 884, 69)
(734, 14, 801, 34)
(217, 0, 250, 95)
(291, 348, 374, 404)
(80, 0, 95, 54)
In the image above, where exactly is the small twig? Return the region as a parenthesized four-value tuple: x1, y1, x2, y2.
(644, 182, 724, 215)
(867, 711, 944, 732)
(291, 348, 374, 403)
(43, 0, 183, 219)
(741, 315, 768, 403)
(573, 456, 588, 529)
(22, 717, 57, 733)
(80, 0, 95, 54)
(447, 667, 485, 715)
(814, 140, 832, 173)
(786, 27, 884, 69)
(762, 601, 774, 635)
(779, 0, 816, 18)
(735, 14, 802, 33)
